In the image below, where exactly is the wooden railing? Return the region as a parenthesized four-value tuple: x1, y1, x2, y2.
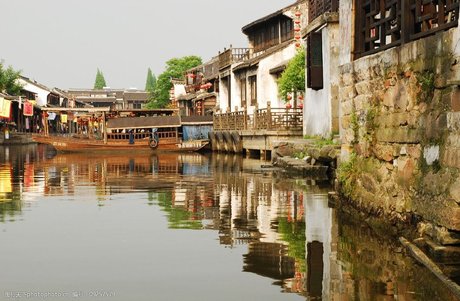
(107, 131, 177, 141)
(213, 105, 303, 131)
(218, 48, 252, 70)
(309, 0, 339, 22)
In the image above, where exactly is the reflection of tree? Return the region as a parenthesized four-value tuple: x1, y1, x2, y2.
(153, 191, 202, 230)
(278, 217, 306, 272)
(0, 192, 22, 222)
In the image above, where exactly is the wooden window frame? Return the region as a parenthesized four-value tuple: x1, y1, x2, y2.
(354, 0, 459, 59)
(307, 32, 324, 90)
(249, 75, 257, 106)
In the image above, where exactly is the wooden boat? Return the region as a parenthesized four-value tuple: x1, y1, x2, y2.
(32, 109, 210, 153)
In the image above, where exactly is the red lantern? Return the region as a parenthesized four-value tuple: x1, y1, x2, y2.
(287, 95, 292, 100)
(295, 20, 301, 24)
(294, 28, 301, 32)
(298, 94, 304, 100)
(286, 103, 292, 109)
(295, 35, 301, 40)
(298, 103, 303, 109)
(295, 43, 301, 47)
(295, 12, 301, 17)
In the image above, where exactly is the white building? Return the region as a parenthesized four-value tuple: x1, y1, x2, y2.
(217, 0, 308, 115)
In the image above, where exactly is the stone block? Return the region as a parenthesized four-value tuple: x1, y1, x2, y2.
(341, 115, 351, 129)
(355, 81, 372, 95)
(342, 100, 354, 115)
(376, 128, 421, 143)
(443, 147, 460, 168)
(447, 134, 460, 148)
(447, 112, 460, 131)
(341, 85, 357, 99)
(354, 95, 372, 111)
(342, 73, 354, 86)
(397, 157, 416, 187)
(373, 143, 394, 162)
(377, 112, 417, 128)
(414, 197, 460, 231)
(422, 112, 448, 140)
(407, 145, 422, 159)
(419, 222, 460, 245)
(383, 82, 408, 110)
(452, 89, 460, 112)
(450, 177, 460, 204)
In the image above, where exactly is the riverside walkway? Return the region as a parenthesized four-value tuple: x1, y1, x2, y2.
(210, 103, 303, 160)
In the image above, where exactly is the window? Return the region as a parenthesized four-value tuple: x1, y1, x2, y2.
(354, 0, 459, 59)
(280, 18, 294, 42)
(240, 78, 247, 108)
(132, 101, 142, 109)
(249, 76, 257, 106)
(307, 32, 323, 90)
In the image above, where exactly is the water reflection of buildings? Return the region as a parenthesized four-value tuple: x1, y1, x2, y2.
(0, 145, 52, 222)
(211, 154, 307, 296)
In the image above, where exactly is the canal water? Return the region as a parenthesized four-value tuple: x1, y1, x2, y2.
(0, 144, 458, 301)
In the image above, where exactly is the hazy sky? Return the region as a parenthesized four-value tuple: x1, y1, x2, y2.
(1, 0, 294, 90)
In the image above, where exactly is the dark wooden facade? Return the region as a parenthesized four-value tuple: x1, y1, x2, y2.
(354, 0, 459, 58)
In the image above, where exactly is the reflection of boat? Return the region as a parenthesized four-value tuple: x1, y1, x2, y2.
(32, 109, 211, 153)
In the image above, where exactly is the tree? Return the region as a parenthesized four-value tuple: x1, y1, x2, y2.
(278, 48, 305, 104)
(147, 56, 202, 109)
(145, 68, 157, 93)
(0, 61, 23, 96)
(93, 68, 107, 89)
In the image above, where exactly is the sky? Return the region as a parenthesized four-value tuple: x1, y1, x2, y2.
(1, 0, 294, 90)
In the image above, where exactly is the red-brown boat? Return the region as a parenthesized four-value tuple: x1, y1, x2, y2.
(32, 108, 210, 153)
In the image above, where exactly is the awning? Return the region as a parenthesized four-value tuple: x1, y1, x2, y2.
(107, 115, 181, 129)
(269, 59, 291, 74)
(181, 115, 213, 125)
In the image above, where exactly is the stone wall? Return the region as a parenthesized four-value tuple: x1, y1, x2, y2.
(338, 28, 460, 233)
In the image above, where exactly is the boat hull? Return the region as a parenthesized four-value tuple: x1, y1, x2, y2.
(32, 134, 209, 153)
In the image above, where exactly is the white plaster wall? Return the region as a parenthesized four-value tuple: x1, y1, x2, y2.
(338, 0, 353, 66)
(305, 30, 330, 137)
(218, 76, 230, 112)
(454, 17, 460, 56)
(230, 69, 241, 111)
(304, 193, 333, 301)
(251, 44, 297, 115)
(18, 79, 50, 107)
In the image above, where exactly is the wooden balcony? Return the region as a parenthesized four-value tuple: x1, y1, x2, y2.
(218, 48, 252, 70)
(309, 0, 339, 22)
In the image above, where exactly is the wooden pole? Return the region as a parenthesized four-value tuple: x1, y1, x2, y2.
(103, 112, 107, 144)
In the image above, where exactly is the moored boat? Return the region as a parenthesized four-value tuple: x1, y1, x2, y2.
(32, 108, 210, 153)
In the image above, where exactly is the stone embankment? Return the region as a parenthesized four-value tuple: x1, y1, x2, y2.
(271, 140, 340, 179)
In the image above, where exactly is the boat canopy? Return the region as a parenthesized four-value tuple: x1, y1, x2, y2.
(106, 115, 181, 129)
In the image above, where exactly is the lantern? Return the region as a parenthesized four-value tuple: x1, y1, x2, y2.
(286, 103, 292, 109)
(295, 12, 301, 17)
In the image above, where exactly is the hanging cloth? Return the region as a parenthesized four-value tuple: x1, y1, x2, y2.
(47, 112, 56, 120)
(0, 98, 12, 118)
(23, 102, 33, 116)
